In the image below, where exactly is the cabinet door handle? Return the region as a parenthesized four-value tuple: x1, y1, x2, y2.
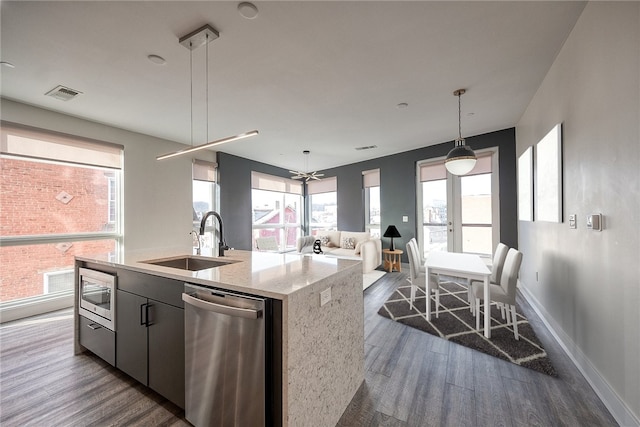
(145, 303, 153, 326)
(86, 323, 102, 330)
(140, 303, 147, 326)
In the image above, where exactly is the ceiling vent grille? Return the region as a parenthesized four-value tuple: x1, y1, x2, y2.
(355, 145, 377, 151)
(45, 85, 83, 101)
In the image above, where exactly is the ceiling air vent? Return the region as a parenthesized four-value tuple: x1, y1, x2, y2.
(355, 145, 377, 151)
(45, 85, 83, 101)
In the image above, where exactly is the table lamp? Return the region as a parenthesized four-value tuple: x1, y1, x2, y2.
(383, 225, 401, 251)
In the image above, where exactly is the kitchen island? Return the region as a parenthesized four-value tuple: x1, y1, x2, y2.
(74, 249, 364, 427)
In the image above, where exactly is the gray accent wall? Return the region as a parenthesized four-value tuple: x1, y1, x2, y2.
(515, 3, 639, 425)
(319, 128, 518, 261)
(219, 128, 518, 261)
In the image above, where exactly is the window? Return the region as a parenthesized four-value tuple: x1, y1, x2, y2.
(307, 177, 337, 236)
(0, 122, 123, 310)
(251, 172, 302, 252)
(363, 169, 380, 237)
(192, 160, 218, 251)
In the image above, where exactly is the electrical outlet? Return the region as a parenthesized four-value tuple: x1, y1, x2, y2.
(320, 287, 331, 307)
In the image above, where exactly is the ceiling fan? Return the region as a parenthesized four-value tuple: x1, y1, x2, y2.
(289, 150, 324, 182)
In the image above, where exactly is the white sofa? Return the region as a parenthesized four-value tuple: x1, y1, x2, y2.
(297, 231, 382, 273)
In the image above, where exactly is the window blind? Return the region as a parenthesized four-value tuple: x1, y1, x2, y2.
(307, 176, 337, 195)
(419, 152, 492, 181)
(193, 159, 217, 182)
(251, 171, 302, 195)
(362, 169, 380, 187)
(0, 121, 123, 169)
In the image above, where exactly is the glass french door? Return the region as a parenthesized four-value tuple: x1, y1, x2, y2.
(417, 149, 499, 258)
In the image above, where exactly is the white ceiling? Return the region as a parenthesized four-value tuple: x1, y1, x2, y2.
(0, 1, 585, 171)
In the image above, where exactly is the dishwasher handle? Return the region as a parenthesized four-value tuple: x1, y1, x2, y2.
(182, 292, 262, 319)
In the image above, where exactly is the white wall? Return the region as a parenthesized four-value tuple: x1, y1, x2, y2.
(516, 3, 639, 425)
(1, 99, 215, 253)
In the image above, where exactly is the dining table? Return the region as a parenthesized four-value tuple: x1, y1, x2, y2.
(425, 251, 492, 338)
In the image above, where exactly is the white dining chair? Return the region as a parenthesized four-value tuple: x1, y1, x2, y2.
(471, 248, 523, 339)
(408, 238, 426, 274)
(407, 241, 440, 318)
(470, 242, 509, 315)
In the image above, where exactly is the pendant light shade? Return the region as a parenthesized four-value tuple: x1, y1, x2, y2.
(445, 89, 476, 175)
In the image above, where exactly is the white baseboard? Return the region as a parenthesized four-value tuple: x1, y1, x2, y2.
(519, 284, 639, 427)
(0, 294, 73, 324)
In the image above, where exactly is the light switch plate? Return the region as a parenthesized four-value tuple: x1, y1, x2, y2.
(402, 215, 409, 222)
(569, 214, 576, 229)
(586, 213, 602, 231)
(320, 287, 331, 306)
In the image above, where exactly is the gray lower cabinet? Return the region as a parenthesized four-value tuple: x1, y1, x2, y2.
(116, 289, 185, 409)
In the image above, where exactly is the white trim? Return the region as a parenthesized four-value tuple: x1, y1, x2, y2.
(0, 292, 73, 324)
(0, 232, 120, 247)
(519, 284, 640, 427)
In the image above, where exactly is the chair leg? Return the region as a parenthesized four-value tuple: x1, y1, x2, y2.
(409, 281, 415, 310)
(435, 288, 440, 318)
(511, 304, 519, 340)
(505, 305, 511, 324)
(475, 298, 481, 331)
(500, 303, 506, 319)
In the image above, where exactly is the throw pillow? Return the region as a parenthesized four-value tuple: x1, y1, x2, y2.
(341, 237, 355, 249)
(318, 235, 330, 247)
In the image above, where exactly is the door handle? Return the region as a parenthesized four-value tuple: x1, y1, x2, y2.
(140, 303, 146, 326)
(182, 293, 262, 319)
(86, 323, 102, 330)
(140, 303, 153, 326)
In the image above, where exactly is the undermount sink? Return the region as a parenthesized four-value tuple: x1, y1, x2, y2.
(142, 256, 237, 271)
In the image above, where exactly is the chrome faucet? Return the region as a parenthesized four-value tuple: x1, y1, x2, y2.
(199, 211, 230, 256)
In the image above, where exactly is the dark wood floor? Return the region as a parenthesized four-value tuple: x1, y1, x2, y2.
(0, 267, 617, 426)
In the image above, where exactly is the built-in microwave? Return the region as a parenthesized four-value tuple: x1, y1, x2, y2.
(78, 267, 116, 331)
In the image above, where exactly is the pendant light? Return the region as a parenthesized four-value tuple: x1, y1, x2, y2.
(444, 89, 477, 175)
(289, 150, 324, 181)
(157, 24, 258, 161)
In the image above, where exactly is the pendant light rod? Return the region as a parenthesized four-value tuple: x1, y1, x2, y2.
(157, 24, 258, 161)
(157, 130, 259, 161)
(445, 88, 477, 175)
(454, 88, 465, 142)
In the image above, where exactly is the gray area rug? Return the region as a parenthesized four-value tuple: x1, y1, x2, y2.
(377, 281, 557, 376)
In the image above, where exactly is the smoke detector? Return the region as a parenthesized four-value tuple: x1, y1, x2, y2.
(45, 85, 82, 101)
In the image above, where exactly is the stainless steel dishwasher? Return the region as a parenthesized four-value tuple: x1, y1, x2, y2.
(183, 284, 266, 427)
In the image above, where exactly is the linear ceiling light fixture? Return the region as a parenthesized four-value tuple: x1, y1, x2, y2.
(444, 89, 477, 175)
(157, 24, 258, 161)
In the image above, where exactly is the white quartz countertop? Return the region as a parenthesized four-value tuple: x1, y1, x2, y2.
(76, 248, 361, 300)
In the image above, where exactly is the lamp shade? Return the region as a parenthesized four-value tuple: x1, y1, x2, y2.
(383, 225, 401, 238)
(445, 144, 477, 175)
(383, 225, 401, 251)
